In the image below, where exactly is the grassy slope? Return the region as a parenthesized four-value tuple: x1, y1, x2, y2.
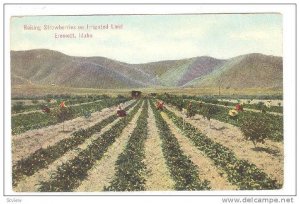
(186, 53, 283, 89)
(135, 57, 227, 87)
(11, 50, 148, 89)
(11, 50, 283, 92)
(178, 57, 226, 86)
(159, 59, 194, 86)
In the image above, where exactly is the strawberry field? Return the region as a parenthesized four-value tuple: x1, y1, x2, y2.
(12, 94, 283, 192)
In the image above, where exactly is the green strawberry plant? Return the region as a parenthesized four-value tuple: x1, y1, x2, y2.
(164, 107, 281, 190)
(105, 101, 149, 191)
(38, 101, 142, 192)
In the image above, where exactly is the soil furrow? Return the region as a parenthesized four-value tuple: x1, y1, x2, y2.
(165, 104, 283, 185)
(12, 100, 134, 165)
(14, 103, 138, 192)
(12, 100, 103, 116)
(75, 102, 144, 192)
(144, 103, 175, 191)
(161, 112, 237, 190)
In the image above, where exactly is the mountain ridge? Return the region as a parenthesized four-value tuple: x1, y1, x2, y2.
(11, 49, 283, 90)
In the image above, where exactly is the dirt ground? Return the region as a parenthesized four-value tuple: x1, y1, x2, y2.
(12, 100, 134, 165)
(165, 104, 284, 186)
(161, 112, 237, 190)
(143, 104, 175, 191)
(14, 102, 138, 192)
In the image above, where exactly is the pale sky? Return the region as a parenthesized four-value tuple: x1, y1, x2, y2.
(10, 14, 282, 63)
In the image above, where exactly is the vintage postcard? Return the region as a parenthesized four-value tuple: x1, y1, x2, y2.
(9, 13, 285, 192)
(3, 4, 297, 200)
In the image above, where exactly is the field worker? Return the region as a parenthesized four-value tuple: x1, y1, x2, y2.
(156, 101, 164, 110)
(156, 101, 160, 109)
(60, 101, 66, 108)
(117, 104, 126, 117)
(235, 103, 243, 112)
(42, 105, 50, 113)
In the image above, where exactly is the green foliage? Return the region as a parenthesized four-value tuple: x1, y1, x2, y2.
(158, 95, 283, 142)
(38, 101, 142, 192)
(201, 97, 219, 104)
(12, 95, 110, 114)
(12, 102, 25, 113)
(257, 102, 267, 113)
(12, 101, 138, 187)
(57, 107, 74, 124)
(12, 97, 130, 135)
(240, 114, 271, 147)
(200, 105, 221, 121)
(164, 108, 281, 190)
(160, 94, 184, 111)
(218, 100, 283, 114)
(83, 110, 92, 119)
(150, 101, 211, 190)
(216, 95, 283, 100)
(31, 99, 39, 104)
(186, 103, 197, 118)
(105, 101, 149, 191)
(117, 95, 127, 100)
(12, 111, 58, 135)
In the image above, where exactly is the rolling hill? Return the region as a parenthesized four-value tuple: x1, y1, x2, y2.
(11, 49, 149, 89)
(11, 49, 283, 90)
(184, 53, 283, 89)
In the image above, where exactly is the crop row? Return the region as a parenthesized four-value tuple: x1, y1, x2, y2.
(150, 100, 210, 190)
(12, 100, 138, 187)
(163, 107, 281, 190)
(164, 94, 283, 113)
(199, 98, 282, 113)
(216, 100, 282, 113)
(12, 95, 112, 114)
(12, 94, 112, 101)
(37, 101, 143, 192)
(105, 101, 149, 191)
(12, 97, 129, 135)
(172, 94, 283, 101)
(180, 94, 282, 107)
(159, 95, 283, 142)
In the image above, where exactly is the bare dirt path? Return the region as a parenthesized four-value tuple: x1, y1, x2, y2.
(14, 103, 138, 192)
(161, 112, 237, 190)
(143, 103, 175, 191)
(75, 102, 144, 192)
(165, 104, 284, 185)
(12, 100, 134, 165)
